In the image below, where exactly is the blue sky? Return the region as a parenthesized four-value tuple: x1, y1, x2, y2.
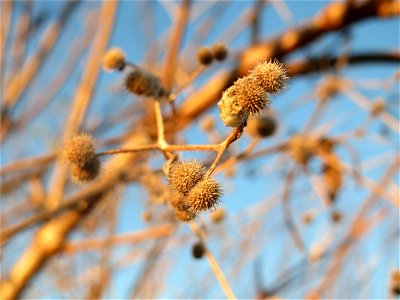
(1, 1, 399, 299)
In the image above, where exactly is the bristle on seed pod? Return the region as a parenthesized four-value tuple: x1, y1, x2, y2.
(70, 157, 101, 183)
(168, 160, 206, 196)
(187, 178, 222, 213)
(62, 134, 96, 168)
(249, 60, 288, 94)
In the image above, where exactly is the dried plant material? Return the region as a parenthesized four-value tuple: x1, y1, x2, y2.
(175, 208, 196, 222)
(218, 76, 268, 127)
(246, 114, 277, 138)
(197, 47, 213, 65)
(187, 178, 222, 213)
(192, 241, 205, 259)
(212, 43, 228, 61)
(102, 48, 126, 71)
(370, 98, 386, 116)
(168, 160, 206, 196)
(390, 270, 400, 296)
(330, 210, 343, 223)
(322, 163, 342, 203)
(125, 69, 165, 98)
(210, 207, 225, 223)
(62, 134, 96, 168)
(315, 75, 341, 102)
(287, 134, 318, 165)
(70, 157, 101, 183)
(249, 60, 288, 93)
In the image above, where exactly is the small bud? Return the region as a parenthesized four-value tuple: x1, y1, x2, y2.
(70, 157, 101, 183)
(246, 114, 277, 138)
(187, 178, 222, 213)
(218, 76, 268, 127)
(102, 48, 126, 72)
(141, 210, 152, 223)
(192, 241, 205, 259)
(322, 163, 342, 203)
(197, 47, 213, 65)
(249, 60, 288, 93)
(125, 70, 165, 98)
(175, 208, 196, 222)
(168, 161, 206, 195)
(212, 43, 228, 61)
(62, 134, 96, 168)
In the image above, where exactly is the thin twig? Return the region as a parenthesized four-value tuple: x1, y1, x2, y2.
(188, 221, 237, 299)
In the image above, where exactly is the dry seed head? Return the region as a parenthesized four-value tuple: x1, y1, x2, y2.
(102, 48, 126, 72)
(250, 60, 288, 93)
(287, 134, 318, 165)
(212, 43, 228, 61)
(63, 134, 96, 168)
(187, 177, 222, 213)
(330, 210, 343, 223)
(246, 114, 277, 138)
(70, 157, 101, 183)
(125, 70, 165, 98)
(168, 160, 206, 195)
(218, 76, 268, 127)
(175, 208, 196, 222)
(197, 47, 214, 65)
(192, 241, 205, 259)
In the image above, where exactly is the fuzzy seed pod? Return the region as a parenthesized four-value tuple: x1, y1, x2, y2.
(63, 134, 96, 168)
(187, 178, 222, 213)
(125, 70, 165, 98)
(218, 76, 268, 127)
(102, 48, 126, 71)
(175, 208, 196, 222)
(246, 114, 277, 138)
(70, 157, 101, 183)
(250, 60, 288, 94)
(192, 241, 205, 259)
(168, 161, 206, 195)
(212, 43, 228, 61)
(197, 47, 213, 65)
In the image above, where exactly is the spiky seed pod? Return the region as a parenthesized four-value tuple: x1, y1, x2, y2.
(246, 114, 277, 138)
(125, 70, 165, 98)
(249, 60, 288, 94)
(197, 47, 213, 65)
(70, 157, 101, 183)
(62, 134, 96, 168)
(212, 43, 228, 61)
(192, 241, 205, 259)
(175, 208, 196, 222)
(211, 207, 225, 223)
(218, 76, 268, 127)
(187, 178, 222, 213)
(168, 161, 206, 195)
(102, 48, 126, 71)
